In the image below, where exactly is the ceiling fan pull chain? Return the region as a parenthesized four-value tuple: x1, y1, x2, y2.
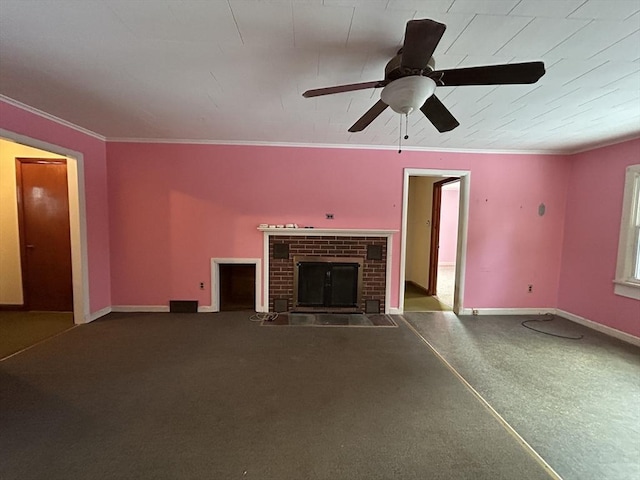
(398, 113, 402, 153)
(405, 113, 409, 140)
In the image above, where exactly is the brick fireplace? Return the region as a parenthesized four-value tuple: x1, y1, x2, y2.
(260, 228, 395, 314)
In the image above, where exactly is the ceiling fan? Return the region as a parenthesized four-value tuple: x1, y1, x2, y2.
(303, 19, 545, 135)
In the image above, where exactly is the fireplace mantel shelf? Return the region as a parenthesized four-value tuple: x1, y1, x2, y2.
(258, 227, 397, 236)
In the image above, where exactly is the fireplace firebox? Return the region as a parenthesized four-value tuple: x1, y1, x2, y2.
(293, 256, 363, 312)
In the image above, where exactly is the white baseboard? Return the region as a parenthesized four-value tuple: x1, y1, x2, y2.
(203, 306, 267, 313)
(460, 308, 557, 316)
(85, 306, 112, 323)
(389, 307, 402, 315)
(111, 305, 268, 314)
(556, 309, 640, 347)
(111, 305, 170, 313)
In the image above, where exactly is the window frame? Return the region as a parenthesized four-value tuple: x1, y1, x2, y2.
(614, 164, 640, 300)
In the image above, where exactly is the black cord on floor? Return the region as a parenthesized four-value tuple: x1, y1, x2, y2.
(249, 312, 279, 322)
(521, 315, 584, 340)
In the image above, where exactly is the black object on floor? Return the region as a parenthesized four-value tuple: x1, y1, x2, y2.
(521, 316, 584, 339)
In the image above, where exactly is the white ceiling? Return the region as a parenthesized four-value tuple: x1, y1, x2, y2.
(1, 0, 639, 153)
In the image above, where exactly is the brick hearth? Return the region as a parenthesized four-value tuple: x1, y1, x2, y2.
(268, 235, 387, 313)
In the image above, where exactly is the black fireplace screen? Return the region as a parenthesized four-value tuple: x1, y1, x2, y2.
(293, 256, 363, 310)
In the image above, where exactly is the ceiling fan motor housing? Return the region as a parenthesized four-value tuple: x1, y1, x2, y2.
(385, 54, 435, 80)
(381, 76, 437, 115)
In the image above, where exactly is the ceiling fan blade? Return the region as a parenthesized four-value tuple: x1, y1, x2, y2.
(400, 19, 446, 72)
(429, 61, 545, 86)
(302, 80, 387, 98)
(348, 100, 389, 132)
(421, 95, 459, 133)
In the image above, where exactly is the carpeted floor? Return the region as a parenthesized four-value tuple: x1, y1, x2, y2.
(404, 282, 452, 312)
(0, 311, 74, 359)
(403, 312, 640, 480)
(0, 311, 553, 480)
(435, 264, 455, 307)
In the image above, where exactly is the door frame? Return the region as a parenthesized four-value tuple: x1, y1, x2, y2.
(1, 128, 89, 324)
(428, 177, 460, 295)
(399, 168, 470, 314)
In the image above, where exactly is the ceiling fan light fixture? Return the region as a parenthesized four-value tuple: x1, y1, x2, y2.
(381, 76, 436, 115)
(303, 19, 545, 134)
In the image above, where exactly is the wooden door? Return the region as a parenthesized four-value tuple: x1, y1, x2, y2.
(16, 158, 73, 311)
(428, 177, 458, 295)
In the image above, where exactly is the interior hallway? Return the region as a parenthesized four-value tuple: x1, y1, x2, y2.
(404, 264, 455, 312)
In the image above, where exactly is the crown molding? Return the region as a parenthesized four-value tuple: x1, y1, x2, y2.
(0, 95, 106, 141)
(566, 133, 640, 156)
(4, 94, 636, 155)
(105, 137, 565, 156)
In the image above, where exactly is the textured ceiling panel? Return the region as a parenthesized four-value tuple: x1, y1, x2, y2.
(509, 0, 587, 18)
(495, 17, 590, 57)
(0, 0, 638, 153)
(446, 15, 533, 55)
(568, 0, 640, 20)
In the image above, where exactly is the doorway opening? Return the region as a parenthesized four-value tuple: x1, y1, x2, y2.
(429, 178, 460, 309)
(211, 258, 261, 312)
(0, 130, 88, 325)
(400, 169, 469, 314)
(219, 264, 256, 311)
(0, 137, 84, 358)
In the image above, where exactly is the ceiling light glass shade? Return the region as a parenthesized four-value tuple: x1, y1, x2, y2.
(381, 76, 436, 115)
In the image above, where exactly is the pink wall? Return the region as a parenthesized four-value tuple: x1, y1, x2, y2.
(438, 183, 460, 264)
(0, 100, 111, 314)
(3, 97, 637, 333)
(107, 142, 569, 310)
(558, 138, 640, 337)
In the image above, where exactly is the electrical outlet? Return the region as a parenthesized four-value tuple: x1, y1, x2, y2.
(472, 309, 479, 315)
(199, 282, 205, 290)
(326, 213, 334, 219)
(528, 284, 533, 293)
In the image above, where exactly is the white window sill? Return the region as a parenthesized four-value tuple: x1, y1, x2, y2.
(613, 280, 640, 300)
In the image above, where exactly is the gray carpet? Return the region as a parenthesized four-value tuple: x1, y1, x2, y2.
(403, 312, 640, 480)
(0, 311, 554, 480)
(0, 311, 75, 359)
(404, 282, 452, 312)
